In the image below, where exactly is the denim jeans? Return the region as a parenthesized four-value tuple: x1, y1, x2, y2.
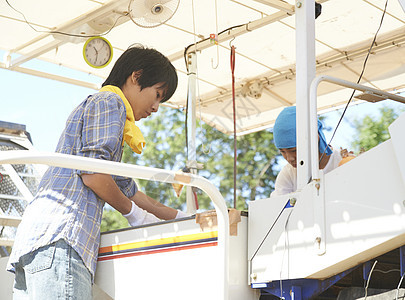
(13, 239, 92, 299)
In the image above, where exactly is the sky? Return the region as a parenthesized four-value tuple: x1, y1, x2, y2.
(1, 54, 404, 155)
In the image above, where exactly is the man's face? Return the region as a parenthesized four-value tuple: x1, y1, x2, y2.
(123, 72, 167, 121)
(279, 147, 297, 168)
(130, 82, 166, 121)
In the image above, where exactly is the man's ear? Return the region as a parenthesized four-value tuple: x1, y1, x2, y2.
(131, 70, 142, 84)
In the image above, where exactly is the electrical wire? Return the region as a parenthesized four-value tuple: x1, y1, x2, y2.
(183, 23, 245, 68)
(319, 0, 389, 163)
(5, 0, 128, 38)
(396, 272, 405, 300)
(373, 268, 401, 274)
(364, 260, 378, 299)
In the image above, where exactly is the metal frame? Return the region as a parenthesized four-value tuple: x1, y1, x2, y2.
(186, 52, 198, 213)
(0, 150, 231, 300)
(309, 75, 405, 182)
(295, 0, 315, 190)
(256, 267, 356, 299)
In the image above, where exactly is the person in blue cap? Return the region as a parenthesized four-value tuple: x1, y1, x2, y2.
(271, 106, 342, 196)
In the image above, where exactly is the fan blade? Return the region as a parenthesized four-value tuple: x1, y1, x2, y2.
(146, 0, 174, 5)
(129, 0, 151, 19)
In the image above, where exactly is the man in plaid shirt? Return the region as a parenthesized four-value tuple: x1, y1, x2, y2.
(8, 46, 187, 299)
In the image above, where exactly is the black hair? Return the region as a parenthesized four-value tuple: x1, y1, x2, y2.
(102, 45, 178, 102)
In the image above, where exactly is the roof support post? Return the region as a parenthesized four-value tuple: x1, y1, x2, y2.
(186, 52, 198, 213)
(295, 0, 316, 189)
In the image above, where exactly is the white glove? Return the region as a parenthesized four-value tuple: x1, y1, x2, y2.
(123, 201, 161, 226)
(175, 210, 192, 219)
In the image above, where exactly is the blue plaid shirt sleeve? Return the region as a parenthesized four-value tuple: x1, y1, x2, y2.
(79, 94, 124, 161)
(76, 93, 137, 196)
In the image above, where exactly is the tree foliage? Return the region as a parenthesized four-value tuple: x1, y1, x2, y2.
(101, 208, 128, 232)
(121, 106, 279, 210)
(350, 106, 403, 152)
(101, 106, 280, 231)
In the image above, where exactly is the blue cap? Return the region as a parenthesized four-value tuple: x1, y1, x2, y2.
(273, 106, 332, 155)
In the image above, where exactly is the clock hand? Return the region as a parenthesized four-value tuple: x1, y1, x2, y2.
(93, 46, 99, 63)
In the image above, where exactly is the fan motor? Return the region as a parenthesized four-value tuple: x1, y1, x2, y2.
(152, 4, 164, 15)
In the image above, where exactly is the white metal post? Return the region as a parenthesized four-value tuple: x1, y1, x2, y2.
(295, 0, 316, 189)
(186, 52, 198, 213)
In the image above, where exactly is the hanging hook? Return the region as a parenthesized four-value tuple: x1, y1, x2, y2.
(211, 42, 219, 69)
(229, 36, 235, 48)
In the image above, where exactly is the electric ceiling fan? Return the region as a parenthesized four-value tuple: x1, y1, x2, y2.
(128, 0, 180, 28)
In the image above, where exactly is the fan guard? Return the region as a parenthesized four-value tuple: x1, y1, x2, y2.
(128, 0, 180, 28)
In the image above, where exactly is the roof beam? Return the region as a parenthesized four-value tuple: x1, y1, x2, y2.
(168, 10, 293, 62)
(262, 87, 294, 106)
(9, 40, 64, 69)
(194, 28, 405, 109)
(9, 0, 130, 68)
(0, 215, 22, 227)
(252, 0, 295, 13)
(0, 239, 15, 247)
(0, 62, 100, 90)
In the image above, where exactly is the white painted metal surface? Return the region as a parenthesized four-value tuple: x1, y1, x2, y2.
(249, 115, 405, 283)
(0, 257, 14, 300)
(387, 110, 405, 186)
(295, 0, 315, 190)
(95, 216, 258, 300)
(309, 75, 405, 182)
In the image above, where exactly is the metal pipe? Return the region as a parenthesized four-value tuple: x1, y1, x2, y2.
(295, 0, 316, 189)
(186, 52, 198, 213)
(309, 75, 405, 181)
(0, 150, 230, 299)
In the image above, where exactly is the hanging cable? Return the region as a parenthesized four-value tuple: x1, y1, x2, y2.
(396, 272, 405, 300)
(364, 260, 378, 299)
(319, 0, 389, 163)
(230, 44, 237, 209)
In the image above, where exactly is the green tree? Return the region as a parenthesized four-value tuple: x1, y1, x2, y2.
(121, 106, 279, 210)
(197, 125, 279, 210)
(350, 106, 403, 152)
(101, 106, 281, 231)
(122, 106, 188, 210)
(101, 209, 128, 232)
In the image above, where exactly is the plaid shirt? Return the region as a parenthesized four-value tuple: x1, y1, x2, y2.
(8, 91, 137, 278)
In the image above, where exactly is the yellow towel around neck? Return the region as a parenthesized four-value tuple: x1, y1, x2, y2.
(100, 85, 146, 154)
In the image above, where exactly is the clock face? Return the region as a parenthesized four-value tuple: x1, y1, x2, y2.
(83, 37, 113, 68)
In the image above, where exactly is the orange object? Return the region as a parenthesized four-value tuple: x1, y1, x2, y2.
(339, 156, 356, 166)
(172, 183, 184, 197)
(339, 148, 356, 166)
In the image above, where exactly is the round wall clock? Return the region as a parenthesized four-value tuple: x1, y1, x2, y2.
(83, 37, 113, 68)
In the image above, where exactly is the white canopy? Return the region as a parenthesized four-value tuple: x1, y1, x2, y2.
(1, 0, 404, 135)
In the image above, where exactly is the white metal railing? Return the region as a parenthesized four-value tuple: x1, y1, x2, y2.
(0, 150, 230, 300)
(309, 75, 405, 181)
